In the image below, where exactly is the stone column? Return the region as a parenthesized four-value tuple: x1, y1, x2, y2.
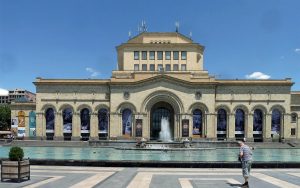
(72, 112, 81, 141)
(54, 112, 63, 140)
(36, 112, 46, 140)
(246, 113, 253, 142)
(142, 113, 149, 140)
(228, 113, 235, 141)
(189, 114, 193, 138)
(297, 118, 300, 140)
(283, 114, 291, 141)
(206, 113, 216, 139)
(264, 113, 272, 142)
(89, 113, 98, 140)
(25, 115, 30, 140)
(109, 113, 120, 139)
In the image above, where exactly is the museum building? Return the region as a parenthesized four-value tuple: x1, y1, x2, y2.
(10, 32, 300, 142)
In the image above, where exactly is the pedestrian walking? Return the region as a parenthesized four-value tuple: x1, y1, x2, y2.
(238, 139, 253, 187)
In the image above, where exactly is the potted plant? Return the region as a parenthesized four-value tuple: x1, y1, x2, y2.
(1, 146, 30, 182)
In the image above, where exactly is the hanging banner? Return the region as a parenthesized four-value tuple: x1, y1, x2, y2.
(122, 109, 132, 137)
(182, 119, 189, 137)
(193, 110, 202, 135)
(135, 119, 143, 137)
(235, 109, 245, 134)
(80, 108, 90, 133)
(18, 111, 25, 137)
(11, 117, 18, 138)
(98, 109, 108, 134)
(46, 108, 55, 133)
(29, 111, 36, 137)
(63, 108, 72, 133)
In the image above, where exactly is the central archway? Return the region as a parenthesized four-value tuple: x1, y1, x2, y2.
(150, 102, 174, 140)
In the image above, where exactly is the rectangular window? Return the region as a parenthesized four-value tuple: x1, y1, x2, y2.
(134, 51, 139, 60)
(157, 64, 163, 71)
(134, 64, 139, 71)
(181, 51, 187, 60)
(157, 51, 163, 60)
(142, 64, 147, 71)
(291, 114, 297, 122)
(181, 64, 186, 71)
(142, 51, 147, 60)
(149, 51, 155, 60)
(173, 51, 179, 60)
(165, 64, 171, 71)
(150, 64, 155, 71)
(173, 64, 179, 71)
(291, 128, 296, 136)
(165, 51, 171, 60)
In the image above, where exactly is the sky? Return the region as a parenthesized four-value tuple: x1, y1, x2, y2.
(0, 0, 300, 94)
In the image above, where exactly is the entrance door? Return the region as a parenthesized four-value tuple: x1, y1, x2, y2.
(150, 102, 174, 140)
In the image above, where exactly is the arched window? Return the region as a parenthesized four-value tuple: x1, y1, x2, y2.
(192, 109, 202, 135)
(98, 109, 109, 136)
(122, 108, 132, 136)
(217, 109, 227, 133)
(80, 108, 90, 132)
(271, 109, 281, 134)
(63, 108, 73, 133)
(235, 109, 245, 132)
(45, 108, 55, 132)
(253, 109, 263, 133)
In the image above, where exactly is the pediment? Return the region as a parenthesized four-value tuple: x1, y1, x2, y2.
(127, 32, 193, 44)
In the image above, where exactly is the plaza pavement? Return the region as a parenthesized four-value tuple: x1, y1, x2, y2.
(1, 166, 300, 188)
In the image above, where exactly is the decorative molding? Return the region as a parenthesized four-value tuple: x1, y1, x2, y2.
(195, 91, 202, 100)
(123, 91, 130, 100)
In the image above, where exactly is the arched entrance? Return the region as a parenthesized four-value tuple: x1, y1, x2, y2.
(150, 102, 174, 140)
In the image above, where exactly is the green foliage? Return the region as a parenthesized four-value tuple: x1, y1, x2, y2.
(0, 105, 11, 130)
(9, 146, 24, 161)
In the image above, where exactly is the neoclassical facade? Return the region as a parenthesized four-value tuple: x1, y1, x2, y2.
(11, 32, 300, 142)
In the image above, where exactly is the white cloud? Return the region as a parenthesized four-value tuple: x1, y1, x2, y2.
(0, 88, 9, 96)
(86, 67, 100, 77)
(245, 72, 271, 79)
(295, 48, 300, 54)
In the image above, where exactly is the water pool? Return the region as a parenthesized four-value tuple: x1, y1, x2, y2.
(1, 146, 300, 162)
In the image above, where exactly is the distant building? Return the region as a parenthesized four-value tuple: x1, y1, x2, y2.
(0, 89, 36, 104)
(0, 95, 9, 104)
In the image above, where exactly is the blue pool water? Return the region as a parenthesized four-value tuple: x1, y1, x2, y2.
(1, 146, 300, 162)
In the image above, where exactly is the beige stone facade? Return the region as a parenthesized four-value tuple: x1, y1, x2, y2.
(11, 32, 300, 142)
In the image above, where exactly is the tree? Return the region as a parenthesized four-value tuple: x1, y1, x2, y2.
(0, 105, 11, 130)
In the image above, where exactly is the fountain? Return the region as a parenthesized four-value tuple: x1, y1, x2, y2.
(159, 116, 172, 142)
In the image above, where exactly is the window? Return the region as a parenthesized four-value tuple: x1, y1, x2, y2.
(157, 51, 163, 60)
(291, 113, 297, 122)
(165, 51, 171, 60)
(173, 51, 179, 60)
(134, 64, 139, 71)
(150, 64, 155, 71)
(165, 64, 171, 71)
(181, 64, 186, 71)
(173, 64, 179, 71)
(134, 51, 139, 60)
(181, 51, 187, 60)
(150, 51, 155, 60)
(157, 64, 163, 71)
(142, 51, 147, 60)
(291, 128, 296, 136)
(142, 64, 147, 71)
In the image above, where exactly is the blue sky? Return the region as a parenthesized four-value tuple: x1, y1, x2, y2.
(0, 0, 300, 94)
